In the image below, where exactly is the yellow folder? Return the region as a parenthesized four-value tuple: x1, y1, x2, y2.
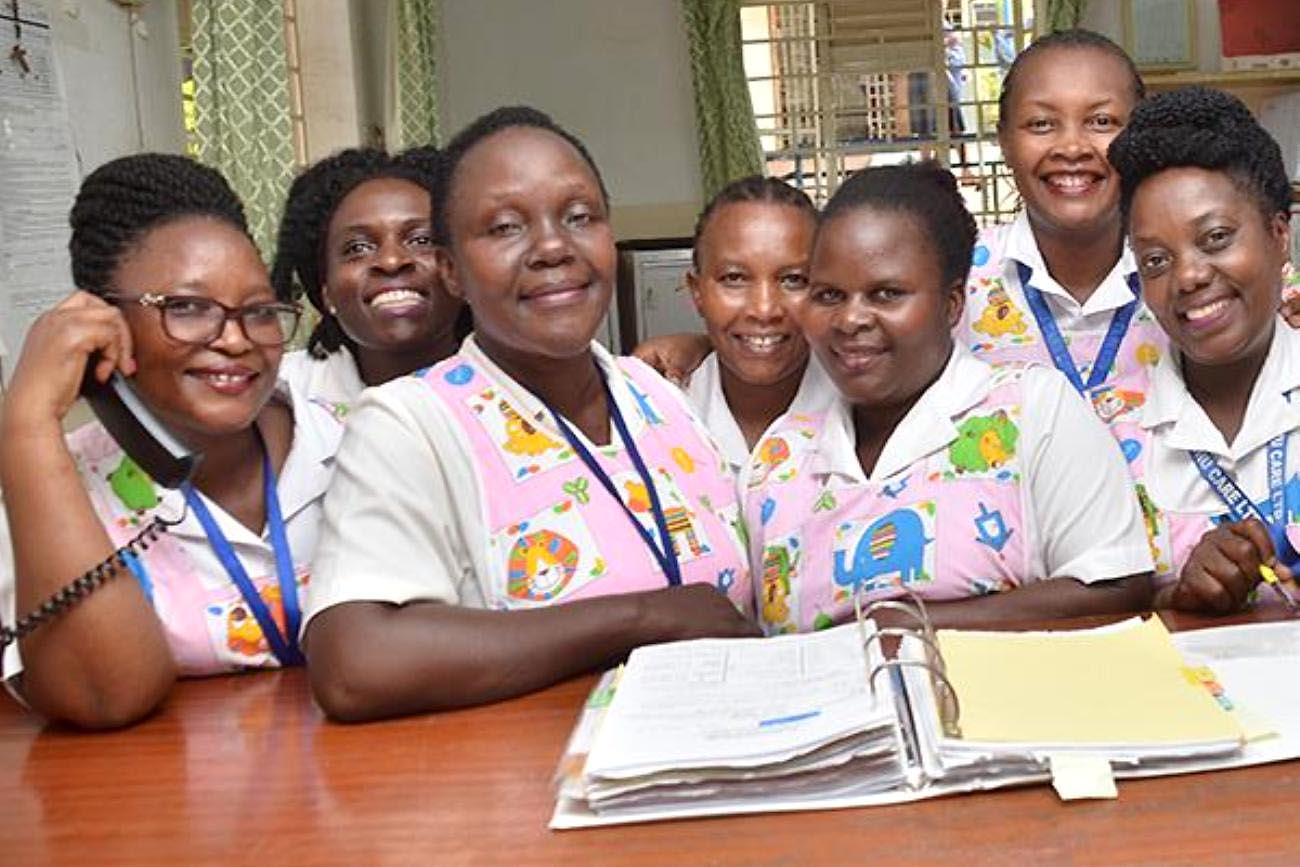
(938, 617, 1244, 746)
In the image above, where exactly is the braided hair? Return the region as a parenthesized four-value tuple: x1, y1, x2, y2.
(1109, 86, 1291, 225)
(69, 153, 249, 295)
(436, 106, 610, 245)
(270, 146, 468, 359)
(691, 175, 817, 268)
(821, 162, 977, 289)
(997, 29, 1145, 132)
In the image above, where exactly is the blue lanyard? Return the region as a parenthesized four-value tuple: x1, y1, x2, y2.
(545, 371, 683, 587)
(182, 443, 304, 666)
(1016, 263, 1139, 395)
(1191, 434, 1300, 569)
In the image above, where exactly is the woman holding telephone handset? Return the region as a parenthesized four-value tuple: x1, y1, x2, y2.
(0, 154, 341, 728)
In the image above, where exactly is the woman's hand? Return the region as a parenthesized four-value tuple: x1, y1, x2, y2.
(1164, 519, 1274, 613)
(631, 332, 712, 387)
(636, 584, 763, 641)
(1280, 279, 1300, 330)
(3, 291, 135, 429)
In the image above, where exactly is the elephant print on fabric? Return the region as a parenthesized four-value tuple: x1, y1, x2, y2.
(832, 503, 936, 595)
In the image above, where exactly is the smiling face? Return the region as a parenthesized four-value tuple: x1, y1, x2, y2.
(110, 216, 281, 445)
(1129, 166, 1290, 369)
(999, 46, 1138, 241)
(438, 126, 615, 368)
(802, 207, 962, 410)
(322, 177, 461, 357)
(688, 200, 816, 389)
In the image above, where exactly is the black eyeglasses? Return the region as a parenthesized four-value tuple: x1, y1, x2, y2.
(104, 293, 303, 348)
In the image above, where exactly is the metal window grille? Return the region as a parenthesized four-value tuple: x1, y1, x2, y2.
(740, 0, 1036, 225)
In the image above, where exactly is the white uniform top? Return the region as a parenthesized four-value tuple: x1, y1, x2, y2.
(278, 349, 365, 421)
(1140, 320, 1300, 518)
(1, 379, 342, 684)
(998, 210, 1141, 328)
(684, 352, 837, 473)
(740, 344, 1153, 584)
(304, 336, 726, 626)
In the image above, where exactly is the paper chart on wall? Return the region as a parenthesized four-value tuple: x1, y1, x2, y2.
(0, 0, 79, 372)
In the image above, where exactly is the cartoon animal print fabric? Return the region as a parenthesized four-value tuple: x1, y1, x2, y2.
(958, 222, 1167, 445)
(746, 367, 1034, 633)
(66, 424, 312, 674)
(419, 354, 752, 611)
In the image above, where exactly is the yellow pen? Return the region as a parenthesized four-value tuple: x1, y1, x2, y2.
(1258, 563, 1300, 612)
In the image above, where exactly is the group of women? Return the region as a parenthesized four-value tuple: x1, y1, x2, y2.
(0, 29, 1297, 729)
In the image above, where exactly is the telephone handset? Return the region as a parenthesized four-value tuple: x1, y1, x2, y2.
(79, 366, 202, 489)
(0, 367, 201, 650)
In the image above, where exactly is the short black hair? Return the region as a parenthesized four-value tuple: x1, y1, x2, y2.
(998, 29, 1145, 132)
(269, 146, 454, 359)
(820, 162, 977, 289)
(691, 174, 817, 268)
(435, 105, 609, 245)
(1109, 85, 1291, 225)
(70, 153, 249, 295)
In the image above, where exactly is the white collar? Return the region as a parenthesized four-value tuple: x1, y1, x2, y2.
(690, 352, 838, 471)
(317, 349, 366, 404)
(1003, 211, 1139, 317)
(160, 379, 342, 544)
(1141, 319, 1300, 460)
(458, 334, 640, 452)
(815, 344, 993, 483)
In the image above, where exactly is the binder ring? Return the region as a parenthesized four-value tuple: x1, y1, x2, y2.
(856, 593, 937, 644)
(869, 659, 962, 739)
(863, 627, 946, 674)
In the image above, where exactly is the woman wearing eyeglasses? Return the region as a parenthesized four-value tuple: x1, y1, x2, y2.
(0, 154, 342, 728)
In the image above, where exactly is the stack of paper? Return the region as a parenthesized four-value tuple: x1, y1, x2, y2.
(569, 623, 906, 816)
(899, 617, 1246, 784)
(550, 616, 1284, 829)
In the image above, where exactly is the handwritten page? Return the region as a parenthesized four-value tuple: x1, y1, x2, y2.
(584, 623, 894, 779)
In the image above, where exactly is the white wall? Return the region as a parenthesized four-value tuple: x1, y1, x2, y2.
(350, 0, 388, 147)
(438, 0, 703, 239)
(1081, 0, 1223, 74)
(297, 0, 364, 161)
(53, 0, 184, 173)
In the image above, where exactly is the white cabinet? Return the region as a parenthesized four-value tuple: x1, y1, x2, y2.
(615, 244, 700, 351)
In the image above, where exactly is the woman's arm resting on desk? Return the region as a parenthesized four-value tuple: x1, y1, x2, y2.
(1, 294, 175, 729)
(304, 585, 760, 723)
(890, 573, 1154, 630)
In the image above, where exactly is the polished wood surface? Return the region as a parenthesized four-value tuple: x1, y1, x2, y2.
(3, 612, 1300, 865)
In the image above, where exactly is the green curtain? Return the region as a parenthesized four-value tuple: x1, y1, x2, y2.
(392, 0, 441, 148)
(1045, 0, 1087, 32)
(191, 0, 296, 260)
(680, 0, 764, 201)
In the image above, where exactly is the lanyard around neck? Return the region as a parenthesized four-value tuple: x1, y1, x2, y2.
(182, 439, 304, 666)
(544, 369, 683, 587)
(1190, 433, 1300, 569)
(1016, 262, 1139, 395)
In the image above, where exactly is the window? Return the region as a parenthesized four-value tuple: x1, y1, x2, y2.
(740, 0, 1037, 225)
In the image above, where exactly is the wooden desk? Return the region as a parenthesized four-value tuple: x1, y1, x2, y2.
(3, 613, 1299, 865)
